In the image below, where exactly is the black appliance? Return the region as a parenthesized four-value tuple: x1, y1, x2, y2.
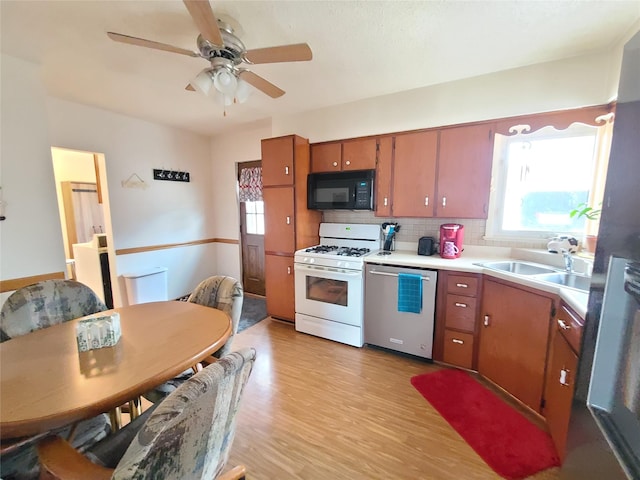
(307, 169, 375, 210)
(417, 236, 437, 256)
(563, 29, 640, 480)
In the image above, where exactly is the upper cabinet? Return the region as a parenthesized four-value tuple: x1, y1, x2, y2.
(311, 138, 377, 173)
(262, 136, 295, 186)
(436, 123, 495, 218)
(375, 136, 393, 216)
(391, 130, 439, 217)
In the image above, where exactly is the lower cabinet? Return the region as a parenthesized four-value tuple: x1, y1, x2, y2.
(265, 254, 295, 322)
(443, 330, 474, 369)
(543, 302, 583, 461)
(478, 278, 554, 413)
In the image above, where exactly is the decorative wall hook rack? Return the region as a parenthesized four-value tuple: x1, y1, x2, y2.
(153, 169, 190, 183)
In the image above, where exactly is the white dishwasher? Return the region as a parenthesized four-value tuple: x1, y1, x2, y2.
(363, 263, 437, 359)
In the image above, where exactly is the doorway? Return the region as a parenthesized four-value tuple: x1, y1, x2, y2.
(238, 161, 265, 296)
(51, 147, 116, 307)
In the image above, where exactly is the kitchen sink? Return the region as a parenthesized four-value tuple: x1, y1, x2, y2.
(532, 272, 591, 292)
(478, 261, 558, 275)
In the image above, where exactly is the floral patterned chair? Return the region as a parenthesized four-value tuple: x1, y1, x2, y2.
(37, 348, 257, 480)
(0, 279, 112, 479)
(143, 275, 244, 403)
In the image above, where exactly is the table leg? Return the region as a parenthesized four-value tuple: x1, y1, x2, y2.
(109, 407, 122, 432)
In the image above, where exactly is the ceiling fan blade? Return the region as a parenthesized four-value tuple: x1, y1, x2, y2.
(239, 70, 285, 98)
(244, 43, 312, 64)
(107, 32, 199, 57)
(185, 84, 196, 91)
(183, 0, 224, 47)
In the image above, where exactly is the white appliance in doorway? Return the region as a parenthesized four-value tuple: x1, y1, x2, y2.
(294, 223, 379, 347)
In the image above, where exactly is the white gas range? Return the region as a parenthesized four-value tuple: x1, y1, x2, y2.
(294, 223, 380, 347)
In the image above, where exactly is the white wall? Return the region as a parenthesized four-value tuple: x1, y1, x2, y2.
(272, 49, 621, 142)
(210, 119, 272, 281)
(1, 53, 218, 306)
(0, 55, 66, 305)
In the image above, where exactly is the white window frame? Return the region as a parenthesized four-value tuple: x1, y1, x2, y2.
(485, 122, 609, 241)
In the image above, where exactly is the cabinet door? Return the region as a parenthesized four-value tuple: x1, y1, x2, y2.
(263, 187, 295, 254)
(310, 143, 342, 172)
(375, 137, 393, 217)
(478, 279, 552, 412)
(262, 136, 295, 186)
(392, 131, 438, 217)
(436, 123, 494, 218)
(265, 254, 295, 321)
(342, 138, 377, 171)
(544, 329, 579, 461)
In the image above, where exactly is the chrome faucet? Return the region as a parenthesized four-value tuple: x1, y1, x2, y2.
(562, 249, 574, 273)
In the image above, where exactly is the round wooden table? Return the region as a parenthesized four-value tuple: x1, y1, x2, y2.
(0, 301, 231, 440)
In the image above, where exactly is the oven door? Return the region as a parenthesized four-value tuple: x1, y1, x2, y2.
(294, 263, 363, 326)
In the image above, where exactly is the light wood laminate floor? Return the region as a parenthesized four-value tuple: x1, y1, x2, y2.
(226, 318, 561, 480)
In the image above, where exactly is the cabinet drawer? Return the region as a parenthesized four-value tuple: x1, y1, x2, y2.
(447, 275, 479, 296)
(445, 294, 477, 331)
(556, 304, 584, 354)
(443, 330, 474, 369)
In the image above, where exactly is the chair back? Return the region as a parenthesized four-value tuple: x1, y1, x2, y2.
(0, 279, 107, 342)
(112, 348, 256, 480)
(188, 276, 243, 357)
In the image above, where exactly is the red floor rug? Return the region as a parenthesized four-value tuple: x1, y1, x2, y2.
(411, 369, 560, 480)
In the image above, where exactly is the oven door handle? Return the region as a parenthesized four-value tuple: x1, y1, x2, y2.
(294, 264, 363, 276)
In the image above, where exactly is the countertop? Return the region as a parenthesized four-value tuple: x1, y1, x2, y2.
(364, 245, 590, 318)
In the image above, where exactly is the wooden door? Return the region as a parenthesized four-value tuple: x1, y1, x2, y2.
(240, 201, 265, 296)
(262, 136, 294, 186)
(478, 279, 553, 412)
(310, 143, 341, 172)
(544, 328, 579, 460)
(436, 123, 495, 218)
(375, 137, 393, 217)
(391, 131, 438, 217)
(342, 138, 377, 171)
(263, 187, 295, 254)
(265, 254, 295, 321)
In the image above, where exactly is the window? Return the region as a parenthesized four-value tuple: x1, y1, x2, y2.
(244, 201, 264, 235)
(486, 122, 611, 240)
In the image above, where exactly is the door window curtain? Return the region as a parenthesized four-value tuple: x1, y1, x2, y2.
(238, 166, 262, 202)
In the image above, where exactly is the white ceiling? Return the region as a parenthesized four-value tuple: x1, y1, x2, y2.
(1, 1, 639, 137)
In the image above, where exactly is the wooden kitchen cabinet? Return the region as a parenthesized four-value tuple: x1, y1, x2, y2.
(478, 278, 555, 413)
(262, 136, 295, 186)
(436, 123, 495, 219)
(310, 138, 377, 172)
(435, 272, 481, 370)
(264, 255, 295, 321)
(391, 130, 438, 217)
(262, 135, 321, 321)
(543, 302, 583, 461)
(375, 136, 393, 216)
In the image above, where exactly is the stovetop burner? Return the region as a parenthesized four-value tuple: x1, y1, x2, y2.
(304, 245, 371, 257)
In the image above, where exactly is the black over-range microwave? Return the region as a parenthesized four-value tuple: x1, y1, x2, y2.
(307, 169, 375, 210)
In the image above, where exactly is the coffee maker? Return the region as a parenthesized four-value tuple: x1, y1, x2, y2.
(439, 223, 464, 259)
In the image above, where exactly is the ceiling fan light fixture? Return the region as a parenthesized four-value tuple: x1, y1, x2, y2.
(213, 68, 237, 95)
(190, 69, 214, 96)
(235, 78, 252, 104)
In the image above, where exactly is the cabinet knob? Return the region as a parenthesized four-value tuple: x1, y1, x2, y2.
(456, 283, 468, 288)
(424, 196, 429, 206)
(287, 266, 291, 275)
(455, 302, 467, 308)
(384, 197, 388, 206)
(285, 166, 289, 175)
(483, 315, 490, 327)
(559, 368, 571, 386)
(332, 161, 338, 167)
(452, 338, 464, 345)
(442, 196, 447, 207)
(557, 319, 571, 330)
(345, 160, 351, 166)
(286, 216, 291, 225)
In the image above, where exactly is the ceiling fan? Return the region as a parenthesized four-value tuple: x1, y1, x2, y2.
(107, 0, 312, 106)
